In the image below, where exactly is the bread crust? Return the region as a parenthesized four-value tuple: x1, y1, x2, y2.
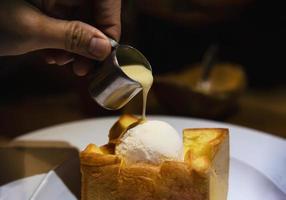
(80, 116, 229, 200)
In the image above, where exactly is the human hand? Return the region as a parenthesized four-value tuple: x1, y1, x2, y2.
(0, 0, 121, 75)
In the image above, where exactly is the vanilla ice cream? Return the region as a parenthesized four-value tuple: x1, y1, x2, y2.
(115, 120, 183, 165)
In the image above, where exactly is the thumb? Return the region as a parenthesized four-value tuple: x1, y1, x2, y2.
(36, 16, 112, 60)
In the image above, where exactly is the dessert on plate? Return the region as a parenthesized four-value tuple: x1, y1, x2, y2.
(80, 114, 229, 200)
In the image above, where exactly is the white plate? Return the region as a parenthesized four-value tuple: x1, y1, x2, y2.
(17, 115, 286, 200)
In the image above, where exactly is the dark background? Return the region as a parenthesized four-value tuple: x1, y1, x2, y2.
(0, 0, 285, 142)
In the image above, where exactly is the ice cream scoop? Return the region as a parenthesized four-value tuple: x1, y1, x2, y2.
(115, 120, 183, 165)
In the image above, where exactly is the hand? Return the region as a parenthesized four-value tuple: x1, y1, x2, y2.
(0, 0, 121, 76)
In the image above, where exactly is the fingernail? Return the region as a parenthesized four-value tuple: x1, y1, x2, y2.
(73, 63, 90, 77)
(89, 38, 109, 59)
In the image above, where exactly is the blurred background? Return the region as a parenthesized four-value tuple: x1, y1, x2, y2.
(0, 0, 286, 144)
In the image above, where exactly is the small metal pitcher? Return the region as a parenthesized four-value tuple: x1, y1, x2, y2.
(88, 40, 152, 110)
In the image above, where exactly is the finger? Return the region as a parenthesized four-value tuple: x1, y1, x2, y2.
(35, 16, 112, 60)
(0, 0, 48, 55)
(48, 53, 74, 66)
(41, 0, 81, 19)
(45, 56, 56, 64)
(54, 54, 74, 66)
(29, 0, 79, 14)
(72, 56, 93, 76)
(93, 0, 121, 41)
(42, 49, 74, 65)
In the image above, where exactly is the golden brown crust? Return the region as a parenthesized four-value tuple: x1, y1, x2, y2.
(81, 160, 208, 200)
(183, 128, 228, 170)
(81, 123, 229, 200)
(108, 114, 138, 144)
(80, 144, 121, 166)
(100, 143, 116, 154)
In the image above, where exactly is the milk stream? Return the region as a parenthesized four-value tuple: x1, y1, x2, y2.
(121, 65, 153, 119)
